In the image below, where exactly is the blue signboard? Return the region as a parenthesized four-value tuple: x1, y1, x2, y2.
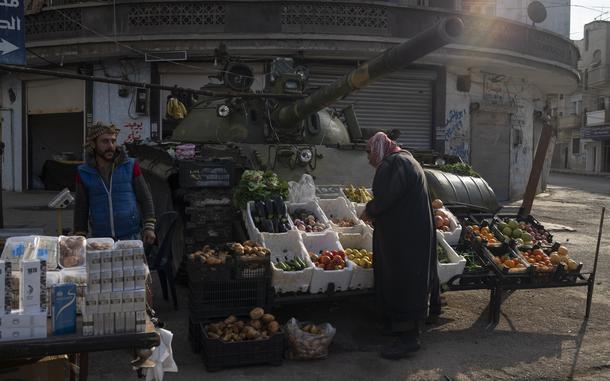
(0, 0, 25, 65)
(581, 125, 610, 140)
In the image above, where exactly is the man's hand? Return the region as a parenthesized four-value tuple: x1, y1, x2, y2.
(142, 229, 156, 245)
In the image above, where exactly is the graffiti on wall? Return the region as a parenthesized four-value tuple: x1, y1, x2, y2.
(444, 108, 469, 162)
(122, 122, 143, 144)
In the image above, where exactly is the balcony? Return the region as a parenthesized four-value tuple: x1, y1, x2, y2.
(586, 110, 610, 127)
(558, 114, 582, 130)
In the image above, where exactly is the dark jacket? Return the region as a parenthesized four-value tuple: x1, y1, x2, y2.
(73, 147, 155, 239)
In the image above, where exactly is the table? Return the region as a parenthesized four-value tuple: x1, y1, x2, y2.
(0, 320, 159, 381)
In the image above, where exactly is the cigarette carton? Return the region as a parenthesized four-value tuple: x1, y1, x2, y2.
(0, 261, 12, 314)
(84, 293, 99, 315)
(86, 251, 101, 273)
(87, 271, 101, 294)
(31, 326, 47, 339)
(135, 310, 146, 333)
(112, 250, 124, 270)
(101, 250, 113, 271)
(133, 289, 146, 312)
(133, 248, 145, 268)
(112, 269, 124, 292)
(125, 311, 135, 333)
(51, 283, 77, 335)
(93, 313, 104, 336)
(123, 267, 134, 290)
(115, 312, 125, 334)
(82, 313, 94, 336)
(0, 328, 31, 341)
(134, 266, 146, 290)
(121, 290, 134, 312)
(122, 249, 134, 269)
(100, 271, 113, 293)
(103, 313, 114, 335)
(98, 292, 110, 314)
(110, 291, 122, 313)
(20, 260, 46, 313)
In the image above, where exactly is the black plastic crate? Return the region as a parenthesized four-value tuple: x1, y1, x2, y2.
(201, 324, 284, 371)
(186, 206, 235, 225)
(179, 160, 235, 188)
(234, 255, 271, 280)
(184, 189, 233, 207)
(187, 257, 233, 282)
(189, 315, 203, 353)
(188, 278, 272, 320)
(185, 222, 234, 244)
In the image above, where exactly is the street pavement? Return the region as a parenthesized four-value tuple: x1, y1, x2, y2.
(1, 173, 609, 381)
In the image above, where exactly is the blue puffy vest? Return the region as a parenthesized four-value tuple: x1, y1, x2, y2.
(77, 158, 141, 239)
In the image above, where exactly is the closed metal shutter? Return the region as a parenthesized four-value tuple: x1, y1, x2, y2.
(307, 64, 436, 149)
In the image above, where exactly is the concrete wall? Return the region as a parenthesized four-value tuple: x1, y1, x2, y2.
(495, 0, 570, 38)
(443, 71, 471, 162)
(0, 74, 23, 191)
(92, 60, 151, 146)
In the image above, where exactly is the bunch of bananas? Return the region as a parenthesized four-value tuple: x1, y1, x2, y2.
(166, 97, 188, 120)
(343, 185, 373, 203)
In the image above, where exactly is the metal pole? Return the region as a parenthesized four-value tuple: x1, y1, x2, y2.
(519, 119, 553, 216)
(586, 206, 605, 318)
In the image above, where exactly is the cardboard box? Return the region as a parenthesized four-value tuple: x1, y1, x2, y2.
(122, 267, 135, 290)
(0, 355, 68, 381)
(103, 313, 114, 335)
(20, 259, 46, 313)
(134, 266, 146, 290)
(112, 249, 124, 270)
(98, 292, 110, 314)
(30, 311, 47, 327)
(0, 312, 31, 328)
(122, 248, 134, 269)
(86, 251, 101, 273)
(135, 310, 146, 333)
(125, 311, 135, 333)
(0, 327, 31, 341)
(32, 326, 47, 339)
(100, 271, 113, 293)
(82, 313, 94, 336)
(133, 248, 145, 268)
(112, 269, 124, 292)
(87, 271, 101, 294)
(110, 291, 123, 313)
(133, 289, 146, 312)
(101, 250, 113, 271)
(84, 292, 99, 315)
(0, 260, 11, 314)
(51, 283, 77, 335)
(93, 313, 104, 336)
(114, 312, 125, 334)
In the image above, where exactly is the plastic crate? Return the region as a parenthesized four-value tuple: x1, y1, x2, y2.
(189, 315, 203, 353)
(317, 197, 366, 234)
(234, 255, 271, 280)
(188, 278, 271, 320)
(201, 324, 285, 371)
(184, 189, 233, 207)
(287, 200, 331, 236)
(179, 159, 235, 188)
(187, 259, 233, 282)
(435, 207, 463, 246)
(338, 230, 374, 290)
(302, 231, 353, 294)
(185, 222, 234, 244)
(186, 205, 235, 225)
(436, 231, 467, 284)
(262, 230, 314, 294)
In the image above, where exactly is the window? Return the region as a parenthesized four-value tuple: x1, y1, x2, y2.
(572, 138, 580, 154)
(585, 30, 589, 51)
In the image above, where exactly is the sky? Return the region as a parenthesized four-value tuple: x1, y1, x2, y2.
(570, 0, 610, 40)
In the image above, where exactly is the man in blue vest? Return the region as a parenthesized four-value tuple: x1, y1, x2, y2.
(73, 122, 156, 244)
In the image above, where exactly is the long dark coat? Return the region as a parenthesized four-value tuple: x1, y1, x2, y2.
(366, 150, 435, 323)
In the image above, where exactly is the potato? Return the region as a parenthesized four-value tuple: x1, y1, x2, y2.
(249, 307, 264, 320)
(224, 315, 237, 325)
(267, 321, 280, 334)
(261, 314, 275, 324)
(249, 320, 262, 330)
(208, 332, 220, 340)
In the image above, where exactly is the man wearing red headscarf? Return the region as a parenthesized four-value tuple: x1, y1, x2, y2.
(361, 132, 438, 359)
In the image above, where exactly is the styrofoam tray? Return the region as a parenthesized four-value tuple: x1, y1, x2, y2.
(245, 201, 294, 243)
(435, 207, 462, 246)
(338, 230, 374, 290)
(301, 231, 353, 294)
(317, 197, 366, 234)
(261, 230, 313, 294)
(437, 231, 466, 284)
(286, 200, 331, 236)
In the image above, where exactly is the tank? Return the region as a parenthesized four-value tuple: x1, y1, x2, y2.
(127, 16, 498, 275)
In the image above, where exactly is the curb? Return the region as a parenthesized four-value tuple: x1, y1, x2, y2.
(550, 169, 610, 178)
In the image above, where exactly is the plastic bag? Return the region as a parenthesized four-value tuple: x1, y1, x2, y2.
(58, 236, 86, 268)
(285, 317, 336, 360)
(288, 174, 317, 204)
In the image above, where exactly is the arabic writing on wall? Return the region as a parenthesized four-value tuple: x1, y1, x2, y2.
(0, 0, 21, 31)
(444, 108, 469, 162)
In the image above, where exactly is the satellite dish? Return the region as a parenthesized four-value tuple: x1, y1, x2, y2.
(528, 1, 547, 24)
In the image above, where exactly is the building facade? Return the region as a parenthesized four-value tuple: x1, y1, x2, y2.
(0, 0, 579, 200)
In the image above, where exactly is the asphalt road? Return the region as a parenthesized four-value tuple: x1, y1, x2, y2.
(2, 173, 609, 381)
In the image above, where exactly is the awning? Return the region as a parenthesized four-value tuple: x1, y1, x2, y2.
(581, 125, 610, 140)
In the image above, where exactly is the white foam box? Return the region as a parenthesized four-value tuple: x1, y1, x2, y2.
(302, 231, 353, 294)
(134, 266, 146, 290)
(133, 289, 146, 312)
(103, 313, 114, 335)
(82, 314, 94, 336)
(123, 249, 134, 269)
(436, 231, 467, 284)
(20, 259, 46, 313)
(112, 269, 124, 292)
(100, 250, 113, 271)
(93, 313, 104, 336)
(86, 251, 101, 273)
(87, 271, 101, 294)
(84, 293, 99, 315)
(121, 290, 134, 312)
(123, 268, 135, 290)
(0, 260, 12, 315)
(135, 310, 146, 333)
(110, 291, 122, 313)
(100, 271, 113, 293)
(112, 249, 124, 270)
(0, 328, 31, 342)
(115, 312, 126, 334)
(125, 311, 135, 333)
(132, 248, 145, 268)
(98, 292, 110, 314)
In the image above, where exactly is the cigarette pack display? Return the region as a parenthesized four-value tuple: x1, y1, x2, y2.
(87, 271, 101, 294)
(134, 266, 146, 290)
(98, 292, 110, 314)
(112, 250, 124, 270)
(31, 326, 47, 339)
(82, 314, 94, 336)
(51, 283, 77, 335)
(101, 251, 113, 271)
(115, 312, 125, 334)
(122, 249, 134, 269)
(133, 289, 146, 312)
(112, 269, 124, 292)
(100, 271, 113, 293)
(135, 310, 146, 333)
(133, 248, 145, 268)
(103, 313, 114, 335)
(123, 268, 134, 290)
(20, 259, 46, 313)
(84, 293, 99, 315)
(110, 291, 122, 313)
(0, 328, 31, 342)
(94, 313, 104, 336)
(125, 311, 135, 333)
(0, 260, 11, 314)
(121, 290, 134, 312)
(86, 251, 101, 273)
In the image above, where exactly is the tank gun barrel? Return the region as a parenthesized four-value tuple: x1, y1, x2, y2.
(278, 16, 464, 127)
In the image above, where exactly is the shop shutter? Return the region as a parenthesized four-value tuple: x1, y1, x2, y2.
(307, 64, 436, 149)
